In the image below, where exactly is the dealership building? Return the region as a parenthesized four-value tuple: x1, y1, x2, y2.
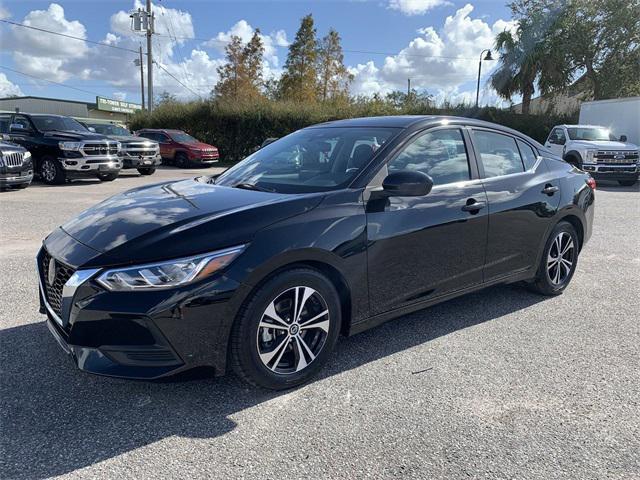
(0, 96, 142, 124)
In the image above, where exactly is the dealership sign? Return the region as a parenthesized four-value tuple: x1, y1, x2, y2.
(96, 97, 142, 114)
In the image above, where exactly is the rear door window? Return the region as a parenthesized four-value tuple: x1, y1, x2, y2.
(473, 130, 525, 178)
(517, 140, 538, 170)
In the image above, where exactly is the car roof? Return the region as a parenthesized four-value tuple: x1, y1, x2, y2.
(309, 115, 540, 143)
(139, 128, 183, 133)
(560, 124, 607, 129)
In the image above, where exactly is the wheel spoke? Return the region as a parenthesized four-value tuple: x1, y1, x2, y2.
(259, 334, 289, 368)
(294, 287, 315, 324)
(294, 335, 315, 371)
(299, 309, 329, 328)
(264, 301, 289, 327)
(300, 318, 330, 333)
(258, 320, 288, 331)
(561, 238, 574, 256)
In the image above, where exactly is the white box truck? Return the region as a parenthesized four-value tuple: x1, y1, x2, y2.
(579, 96, 640, 145)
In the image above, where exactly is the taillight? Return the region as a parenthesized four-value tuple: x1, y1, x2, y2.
(586, 177, 596, 190)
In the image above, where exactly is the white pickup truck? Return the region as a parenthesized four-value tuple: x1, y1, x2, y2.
(544, 124, 639, 186)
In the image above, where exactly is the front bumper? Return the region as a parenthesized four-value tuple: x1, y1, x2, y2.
(0, 170, 33, 186)
(190, 154, 219, 164)
(121, 153, 162, 169)
(582, 164, 639, 181)
(59, 155, 122, 175)
(36, 243, 244, 380)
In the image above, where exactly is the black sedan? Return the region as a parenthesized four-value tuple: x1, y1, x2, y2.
(37, 116, 595, 389)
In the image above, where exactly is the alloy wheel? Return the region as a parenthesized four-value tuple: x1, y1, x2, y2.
(547, 232, 575, 285)
(256, 286, 330, 375)
(42, 160, 56, 183)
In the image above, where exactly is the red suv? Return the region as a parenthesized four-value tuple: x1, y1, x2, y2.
(137, 129, 219, 168)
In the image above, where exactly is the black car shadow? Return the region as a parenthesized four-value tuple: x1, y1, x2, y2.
(0, 284, 547, 479)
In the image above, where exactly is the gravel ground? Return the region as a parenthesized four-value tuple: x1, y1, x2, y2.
(0, 169, 638, 480)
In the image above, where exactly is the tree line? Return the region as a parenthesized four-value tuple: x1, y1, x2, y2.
(491, 0, 640, 113)
(213, 14, 354, 104)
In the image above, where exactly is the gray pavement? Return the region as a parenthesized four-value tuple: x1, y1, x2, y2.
(1, 168, 638, 479)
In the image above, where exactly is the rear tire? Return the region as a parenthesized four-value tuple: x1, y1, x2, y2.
(618, 180, 637, 186)
(230, 268, 342, 390)
(39, 156, 65, 185)
(97, 172, 118, 182)
(137, 167, 156, 175)
(528, 221, 579, 296)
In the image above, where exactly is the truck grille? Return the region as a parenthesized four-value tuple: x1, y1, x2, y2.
(82, 142, 119, 156)
(595, 151, 639, 164)
(41, 250, 75, 319)
(121, 142, 158, 157)
(1, 151, 24, 166)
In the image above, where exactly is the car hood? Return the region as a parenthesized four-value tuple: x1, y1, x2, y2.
(57, 178, 323, 267)
(183, 142, 216, 150)
(42, 130, 109, 141)
(570, 140, 639, 150)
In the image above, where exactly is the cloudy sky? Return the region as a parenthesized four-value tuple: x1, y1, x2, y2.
(0, 0, 517, 106)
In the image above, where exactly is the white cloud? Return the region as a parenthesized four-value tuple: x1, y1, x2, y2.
(0, 2, 11, 20)
(113, 91, 127, 101)
(203, 20, 289, 68)
(0, 73, 23, 97)
(388, 0, 451, 16)
(350, 4, 517, 102)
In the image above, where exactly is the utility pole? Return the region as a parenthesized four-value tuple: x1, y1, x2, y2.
(407, 78, 411, 96)
(135, 45, 145, 110)
(146, 0, 154, 113)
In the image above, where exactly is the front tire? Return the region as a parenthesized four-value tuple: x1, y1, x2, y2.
(137, 167, 156, 175)
(175, 152, 189, 168)
(529, 221, 579, 296)
(39, 156, 65, 185)
(230, 268, 342, 390)
(97, 172, 118, 182)
(618, 180, 637, 186)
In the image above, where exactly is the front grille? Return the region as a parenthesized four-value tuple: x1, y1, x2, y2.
(1, 152, 24, 166)
(595, 151, 639, 164)
(121, 142, 158, 157)
(598, 166, 637, 173)
(82, 142, 119, 156)
(41, 250, 75, 319)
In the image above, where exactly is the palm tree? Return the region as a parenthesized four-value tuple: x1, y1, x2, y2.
(491, 14, 568, 114)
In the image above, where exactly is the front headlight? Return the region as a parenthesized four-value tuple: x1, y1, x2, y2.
(96, 245, 245, 291)
(115, 142, 122, 153)
(23, 150, 31, 160)
(584, 150, 598, 164)
(59, 141, 82, 151)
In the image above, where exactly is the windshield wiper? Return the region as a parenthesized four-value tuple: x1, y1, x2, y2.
(232, 182, 275, 193)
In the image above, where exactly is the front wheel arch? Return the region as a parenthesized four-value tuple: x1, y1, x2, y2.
(563, 151, 582, 166)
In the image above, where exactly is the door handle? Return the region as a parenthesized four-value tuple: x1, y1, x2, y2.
(542, 185, 559, 195)
(461, 200, 486, 213)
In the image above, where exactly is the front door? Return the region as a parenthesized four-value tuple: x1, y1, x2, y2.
(366, 127, 488, 316)
(545, 127, 566, 157)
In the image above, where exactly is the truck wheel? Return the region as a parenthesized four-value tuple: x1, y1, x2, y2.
(175, 152, 189, 168)
(137, 167, 156, 175)
(40, 156, 66, 185)
(618, 180, 637, 186)
(97, 172, 118, 182)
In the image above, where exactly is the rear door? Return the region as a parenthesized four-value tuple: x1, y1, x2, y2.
(366, 126, 489, 315)
(470, 128, 561, 282)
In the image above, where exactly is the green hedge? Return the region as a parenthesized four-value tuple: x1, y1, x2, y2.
(129, 100, 577, 163)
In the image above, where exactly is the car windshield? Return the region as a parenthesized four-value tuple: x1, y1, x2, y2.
(31, 116, 87, 132)
(89, 124, 131, 136)
(215, 126, 399, 193)
(567, 127, 616, 141)
(170, 132, 198, 143)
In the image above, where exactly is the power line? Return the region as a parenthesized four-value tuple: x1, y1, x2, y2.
(0, 65, 101, 96)
(0, 19, 142, 55)
(154, 61, 204, 99)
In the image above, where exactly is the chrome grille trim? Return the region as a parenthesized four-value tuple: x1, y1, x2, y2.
(1, 151, 25, 166)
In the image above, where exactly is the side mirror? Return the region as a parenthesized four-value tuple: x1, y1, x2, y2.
(380, 170, 433, 197)
(620, 135, 627, 142)
(9, 123, 24, 133)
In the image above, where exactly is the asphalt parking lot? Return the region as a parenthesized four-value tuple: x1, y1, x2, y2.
(1, 168, 638, 479)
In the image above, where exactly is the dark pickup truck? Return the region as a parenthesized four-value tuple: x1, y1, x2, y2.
(0, 138, 33, 189)
(83, 122, 161, 176)
(0, 113, 122, 184)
